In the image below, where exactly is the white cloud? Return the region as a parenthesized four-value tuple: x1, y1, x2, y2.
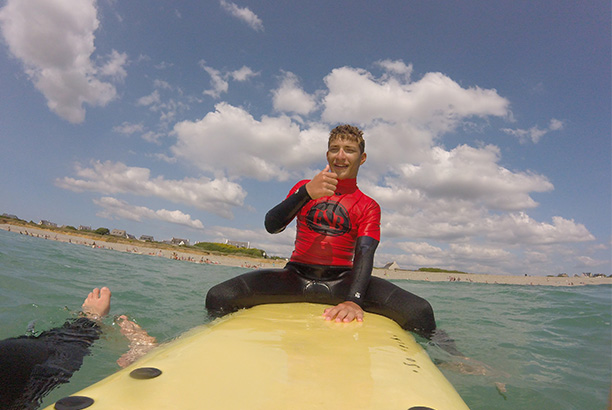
(201, 64, 228, 98)
(171, 103, 327, 180)
(219, 0, 263, 32)
(501, 118, 565, 144)
(153, 79, 173, 90)
(200, 61, 258, 98)
(393, 144, 554, 211)
(321, 64, 510, 133)
(231, 66, 258, 82)
(449, 243, 513, 263)
(113, 122, 164, 143)
(56, 161, 247, 218)
(379, 205, 594, 247)
(489, 213, 595, 245)
(94, 197, 204, 229)
(375, 59, 413, 81)
(137, 86, 190, 127)
(113, 122, 144, 135)
(137, 90, 161, 106)
(575, 255, 609, 268)
(272, 71, 317, 115)
(0, 0, 126, 123)
(99, 49, 128, 81)
(141, 131, 164, 144)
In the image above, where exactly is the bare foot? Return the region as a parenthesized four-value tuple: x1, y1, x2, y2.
(115, 315, 157, 368)
(81, 287, 111, 319)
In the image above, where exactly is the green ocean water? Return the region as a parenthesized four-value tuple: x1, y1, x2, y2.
(0, 229, 610, 410)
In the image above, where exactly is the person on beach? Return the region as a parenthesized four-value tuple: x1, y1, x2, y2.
(206, 125, 437, 338)
(0, 287, 156, 410)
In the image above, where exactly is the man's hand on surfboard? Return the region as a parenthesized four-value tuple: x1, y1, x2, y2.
(322, 301, 364, 323)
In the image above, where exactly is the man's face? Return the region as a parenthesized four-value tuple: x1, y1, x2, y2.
(327, 138, 367, 180)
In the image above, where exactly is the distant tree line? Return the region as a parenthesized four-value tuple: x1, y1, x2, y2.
(193, 242, 265, 258)
(418, 267, 468, 274)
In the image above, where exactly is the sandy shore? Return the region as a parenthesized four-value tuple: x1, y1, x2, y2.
(2, 223, 610, 287)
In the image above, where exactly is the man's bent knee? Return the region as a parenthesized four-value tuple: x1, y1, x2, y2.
(411, 298, 436, 337)
(205, 282, 240, 315)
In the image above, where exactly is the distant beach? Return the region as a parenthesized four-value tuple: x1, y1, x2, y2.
(2, 223, 609, 287)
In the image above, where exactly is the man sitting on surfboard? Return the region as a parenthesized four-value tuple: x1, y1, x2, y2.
(206, 125, 437, 337)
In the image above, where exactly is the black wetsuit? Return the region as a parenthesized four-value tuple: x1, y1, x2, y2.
(206, 179, 437, 338)
(0, 318, 101, 410)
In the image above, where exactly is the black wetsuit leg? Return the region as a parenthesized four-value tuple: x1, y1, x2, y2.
(206, 267, 436, 337)
(359, 277, 436, 338)
(206, 267, 342, 315)
(0, 318, 102, 410)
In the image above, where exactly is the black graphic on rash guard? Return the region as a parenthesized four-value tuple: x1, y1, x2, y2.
(305, 201, 351, 236)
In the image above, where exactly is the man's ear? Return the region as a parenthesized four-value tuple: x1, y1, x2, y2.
(360, 152, 367, 165)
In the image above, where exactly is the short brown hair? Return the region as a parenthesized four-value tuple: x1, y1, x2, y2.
(328, 125, 365, 154)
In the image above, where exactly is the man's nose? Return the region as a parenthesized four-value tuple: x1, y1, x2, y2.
(337, 149, 347, 159)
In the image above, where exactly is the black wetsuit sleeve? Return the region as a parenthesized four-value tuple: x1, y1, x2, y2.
(345, 236, 379, 306)
(264, 184, 311, 234)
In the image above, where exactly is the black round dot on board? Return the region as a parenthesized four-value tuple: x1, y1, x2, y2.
(54, 396, 94, 410)
(130, 367, 163, 379)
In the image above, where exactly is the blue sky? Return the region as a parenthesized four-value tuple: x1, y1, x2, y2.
(0, 0, 609, 276)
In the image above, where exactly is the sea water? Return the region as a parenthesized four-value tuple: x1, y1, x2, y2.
(0, 229, 609, 410)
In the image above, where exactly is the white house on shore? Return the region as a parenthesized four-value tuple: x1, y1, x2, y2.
(383, 261, 400, 271)
(110, 229, 127, 238)
(224, 239, 250, 249)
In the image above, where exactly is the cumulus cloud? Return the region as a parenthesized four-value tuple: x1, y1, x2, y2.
(501, 118, 564, 144)
(382, 241, 513, 274)
(321, 67, 510, 132)
(171, 103, 328, 180)
(94, 197, 204, 229)
(219, 0, 263, 32)
(394, 144, 554, 211)
(0, 0, 126, 123)
(272, 71, 317, 115)
(489, 213, 595, 245)
(56, 161, 247, 218)
(379, 205, 594, 246)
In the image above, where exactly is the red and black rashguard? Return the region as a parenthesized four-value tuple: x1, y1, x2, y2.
(264, 178, 381, 305)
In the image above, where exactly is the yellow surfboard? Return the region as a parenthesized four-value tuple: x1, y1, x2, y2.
(46, 303, 470, 410)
